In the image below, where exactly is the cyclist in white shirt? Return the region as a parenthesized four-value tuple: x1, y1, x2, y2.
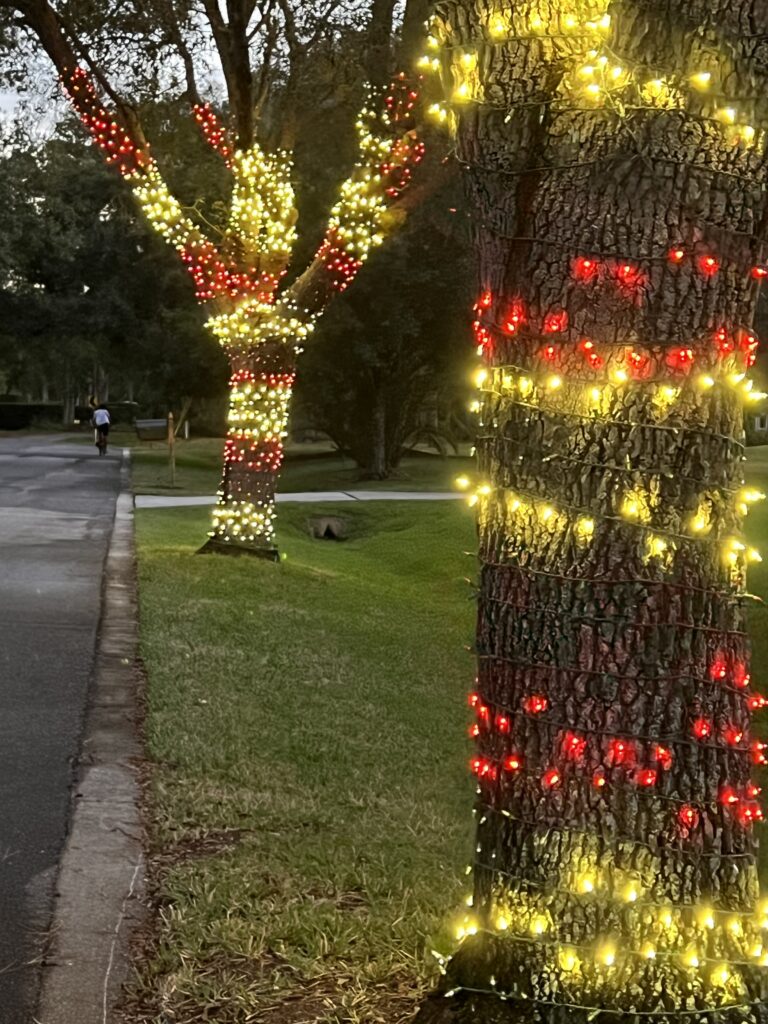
(92, 405, 111, 456)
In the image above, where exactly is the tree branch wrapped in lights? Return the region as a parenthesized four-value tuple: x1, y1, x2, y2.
(415, 0, 768, 1021)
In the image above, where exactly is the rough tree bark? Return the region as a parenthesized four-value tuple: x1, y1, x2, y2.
(418, 0, 768, 1021)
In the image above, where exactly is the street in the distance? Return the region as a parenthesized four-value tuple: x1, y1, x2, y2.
(0, 434, 121, 1023)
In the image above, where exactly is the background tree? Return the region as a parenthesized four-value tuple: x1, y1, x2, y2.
(1, 0, 427, 558)
(416, 1, 768, 1021)
(298, 154, 472, 479)
(0, 129, 228, 420)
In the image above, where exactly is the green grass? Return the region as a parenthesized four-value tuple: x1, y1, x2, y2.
(128, 447, 768, 1022)
(125, 436, 474, 496)
(129, 501, 477, 1023)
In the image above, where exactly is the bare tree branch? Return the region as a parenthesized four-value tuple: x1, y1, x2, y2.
(11, 0, 148, 151)
(161, 0, 204, 106)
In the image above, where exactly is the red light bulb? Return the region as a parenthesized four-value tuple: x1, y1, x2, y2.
(634, 768, 658, 787)
(710, 659, 728, 681)
(679, 804, 699, 828)
(653, 745, 673, 770)
(563, 732, 587, 760)
(724, 725, 744, 746)
(543, 311, 568, 334)
(693, 718, 713, 740)
(608, 738, 635, 765)
(734, 665, 750, 688)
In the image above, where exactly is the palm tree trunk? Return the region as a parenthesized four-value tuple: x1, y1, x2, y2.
(420, 0, 768, 1020)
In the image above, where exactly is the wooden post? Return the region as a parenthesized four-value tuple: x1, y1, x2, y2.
(168, 412, 176, 487)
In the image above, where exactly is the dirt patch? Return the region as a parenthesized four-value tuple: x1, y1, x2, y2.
(116, 950, 424, 1024)
(153, 827, 249, 868)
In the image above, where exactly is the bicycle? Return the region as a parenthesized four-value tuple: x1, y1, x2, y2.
(95, 426, 109, 456)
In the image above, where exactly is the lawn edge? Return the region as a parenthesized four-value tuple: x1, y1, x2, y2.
(36, 449, 146, 1024)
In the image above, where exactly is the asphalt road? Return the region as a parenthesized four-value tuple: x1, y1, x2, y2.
(0, 435, 121, 1022)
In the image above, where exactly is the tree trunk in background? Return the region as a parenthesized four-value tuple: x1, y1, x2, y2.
(419, 0, 768, 1021)
(366, 0, 399, 87)
(61, 387, 75, 427)
(199, 320, 301, 559)
(368, 389, 389, 479)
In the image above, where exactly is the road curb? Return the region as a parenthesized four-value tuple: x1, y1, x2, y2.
(35, 451, 145, 1024)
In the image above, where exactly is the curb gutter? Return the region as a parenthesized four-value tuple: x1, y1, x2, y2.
(36, 452, 144, 1024)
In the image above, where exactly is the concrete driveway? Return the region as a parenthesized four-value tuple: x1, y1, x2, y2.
(0, 434, 121, 1022)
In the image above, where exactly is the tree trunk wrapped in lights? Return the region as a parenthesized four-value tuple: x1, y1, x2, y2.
(418, 1, 768, 1021)
(13, 0, 424, 559)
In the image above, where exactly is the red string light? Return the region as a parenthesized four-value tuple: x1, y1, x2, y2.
(60, 67, 143, 176)
(693, 718, 713, 740)
(543, 310, 568, 334)
(679, 805, 699, 828)
(192, 103, 233, 164)
(653, 745, 674, 770)
(699, 254, 719, 276)
(720, 786, 740, 806)
(724, 725, 745, 746)
(607, 738, 636, 766)
(562, 731, 587, 761)
(634, 768, 658, 787)
(573, 256, 599, 281)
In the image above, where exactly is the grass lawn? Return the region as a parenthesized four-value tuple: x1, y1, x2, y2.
(127, 501, 477, 1023)
(128, 448, 768, 1023)
(123, 435, 475, 496)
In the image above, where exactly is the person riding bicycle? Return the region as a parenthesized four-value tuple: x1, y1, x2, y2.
(92, 404, 111, 455)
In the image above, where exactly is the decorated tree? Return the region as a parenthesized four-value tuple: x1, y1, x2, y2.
(416, 1, 768, 1022)
(3, 0, 426, 557)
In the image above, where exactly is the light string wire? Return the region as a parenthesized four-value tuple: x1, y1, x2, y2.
(446, 924, 768, 972)
(441, 983, 767, 1018)
(473, 802, 759, 864)
(470, 481, 749, 550)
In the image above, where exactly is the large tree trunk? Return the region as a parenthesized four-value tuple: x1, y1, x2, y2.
(419, 0, 768, 1021)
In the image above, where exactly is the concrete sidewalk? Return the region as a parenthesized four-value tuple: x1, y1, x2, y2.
(136, 490, 462, 508)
